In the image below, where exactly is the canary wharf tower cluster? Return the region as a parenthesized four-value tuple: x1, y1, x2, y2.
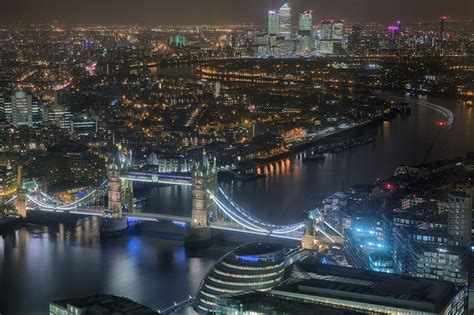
(259, 2, 344, 56)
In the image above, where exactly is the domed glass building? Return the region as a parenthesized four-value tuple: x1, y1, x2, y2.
(195, 242, 288, 313)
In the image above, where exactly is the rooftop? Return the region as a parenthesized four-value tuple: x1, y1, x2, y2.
(278, 259, 461, 313)
(412, 243, 468, 256)
(449, 190, 470, 198)
(218, 291, 378, 315)
(50, 294, 157, 315)
(234, 242, 285, 257)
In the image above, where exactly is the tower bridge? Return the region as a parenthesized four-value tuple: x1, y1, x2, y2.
(9, 151, 343, 249)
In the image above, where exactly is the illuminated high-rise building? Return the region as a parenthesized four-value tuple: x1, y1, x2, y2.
(169, 35, 187, 47)
(440, 16, 448, 40)
(298, 10, 313, 36)
(388, 20, 402, 46)
(333, 20, 345, 40)
(320, 20, 333, 40)
(268, 10, 279, 35)
(321, 20, 344, 40)
(10, 91, 41, 127)
(278, 3, 291, 38)
(47, 103, 73, 131)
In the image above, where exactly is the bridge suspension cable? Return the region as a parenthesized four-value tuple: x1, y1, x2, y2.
(3, 195, 17, 205)
(27, 181, 108, 210)
(209, 188, 305, 235)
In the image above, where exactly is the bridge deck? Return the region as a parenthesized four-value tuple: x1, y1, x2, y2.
(26, 207, 304, 240)
(120, 173, 192, 186)
(125, 212, 192, 224)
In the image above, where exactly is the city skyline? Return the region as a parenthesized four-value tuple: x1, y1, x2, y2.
(0, 0, 473, 313)
(1, 0, 472, 25)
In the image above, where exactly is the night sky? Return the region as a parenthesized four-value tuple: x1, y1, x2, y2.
(1, 0, 472, 25)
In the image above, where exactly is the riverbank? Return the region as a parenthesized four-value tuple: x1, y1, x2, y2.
(0, 216, 22, 232)
(250, 112, 391, 167)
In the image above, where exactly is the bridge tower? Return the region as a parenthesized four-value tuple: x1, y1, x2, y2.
(107, 162, 122, 215)
(101, 147, 133, 237)
(301, 219, 316, 249)
(185, 151, 218, 248)
(106, 146, 134, 215)
(15, 191, 28, 218)
(12, 166, 27, 218)
(301, 209, 318, 250)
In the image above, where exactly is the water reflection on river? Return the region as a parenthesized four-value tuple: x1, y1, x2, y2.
(141, 95, 473, 224)
(0, 95, 472, 314)
(0, 217, 226, 314)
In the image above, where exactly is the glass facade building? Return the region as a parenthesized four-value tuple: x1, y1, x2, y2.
(298, 11, 312, 36)
(195, 242, 288, 313)
(277, 3, 291, 38)
(6, 91, 42, 127)
(407, 244, 468, 285)
(268, 10, 279, 36)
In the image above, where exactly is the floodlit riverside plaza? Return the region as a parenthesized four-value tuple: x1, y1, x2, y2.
(0, 0, 473, 314)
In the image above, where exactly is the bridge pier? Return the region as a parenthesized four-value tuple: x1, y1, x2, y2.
(15, 191, 27, 218)
(100, 215, 128, 237)
(301, 219, 316, 250)
(185, 152, 217, 249)
(100, 161, 128, 237)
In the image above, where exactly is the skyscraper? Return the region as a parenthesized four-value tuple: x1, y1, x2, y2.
(10, 91, 41, 127)
(440, 16, 448, 40)
(349, 24, 362, 50)
(333, 20, 345, 40)
(321, 20, 344, 41)
(278, 3, 291, 38)
(268, 10, 279, 35)
(298, 10, 312, 36)
(388, 20, 402, 47)
(320, 20, 333, 40)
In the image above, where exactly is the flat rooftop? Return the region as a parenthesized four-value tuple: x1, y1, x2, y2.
(277, 259, 460, 313)
(50, 294, 157, 314)
(219, 291, 379, 315)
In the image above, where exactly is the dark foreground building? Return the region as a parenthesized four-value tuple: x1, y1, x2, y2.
(216, 257, 467, 314)
(49, 294, 158, 315)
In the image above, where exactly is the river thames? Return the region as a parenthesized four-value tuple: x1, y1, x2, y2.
(0, 95, 473, 314)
